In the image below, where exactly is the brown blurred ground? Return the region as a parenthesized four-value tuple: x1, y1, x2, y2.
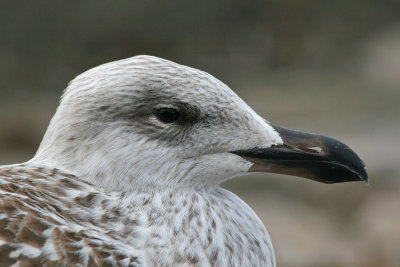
(1, 1, 400, 266)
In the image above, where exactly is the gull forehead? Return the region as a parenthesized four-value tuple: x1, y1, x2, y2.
(68, 55, 247, 109)
(64, 55, 280, 144)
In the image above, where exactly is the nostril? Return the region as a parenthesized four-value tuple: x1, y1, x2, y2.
(301, 146, 323, 153)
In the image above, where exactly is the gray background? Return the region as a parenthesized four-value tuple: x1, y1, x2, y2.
(1, 1, 399, 266)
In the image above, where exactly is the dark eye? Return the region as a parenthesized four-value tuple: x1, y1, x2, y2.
(155, 108, 180, 123)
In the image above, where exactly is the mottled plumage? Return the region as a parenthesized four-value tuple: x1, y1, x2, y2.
(0, 55, 367, 266)
(0, 164, 143, 266)
(0, 163, 273, 266)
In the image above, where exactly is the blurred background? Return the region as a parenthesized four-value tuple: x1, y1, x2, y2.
(1, 1, 399, 266)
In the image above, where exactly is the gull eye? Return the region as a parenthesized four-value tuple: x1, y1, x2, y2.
(155, 108, 180, 123)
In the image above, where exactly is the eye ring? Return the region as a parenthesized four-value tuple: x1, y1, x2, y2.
(155, 108, 180, 123)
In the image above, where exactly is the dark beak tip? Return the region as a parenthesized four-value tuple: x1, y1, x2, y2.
(360, 167, 369, 184)
(349, 154, 368, 184)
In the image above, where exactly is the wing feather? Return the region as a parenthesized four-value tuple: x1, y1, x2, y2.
(0, 164, 143, 267)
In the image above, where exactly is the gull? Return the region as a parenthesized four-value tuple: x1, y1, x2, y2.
(0, 55, 367, 267)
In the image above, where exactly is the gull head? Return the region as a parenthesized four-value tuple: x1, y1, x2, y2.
(32, 55, 367, 192)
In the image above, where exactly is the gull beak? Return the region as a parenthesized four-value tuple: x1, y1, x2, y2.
(233, 124, 368, 184)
